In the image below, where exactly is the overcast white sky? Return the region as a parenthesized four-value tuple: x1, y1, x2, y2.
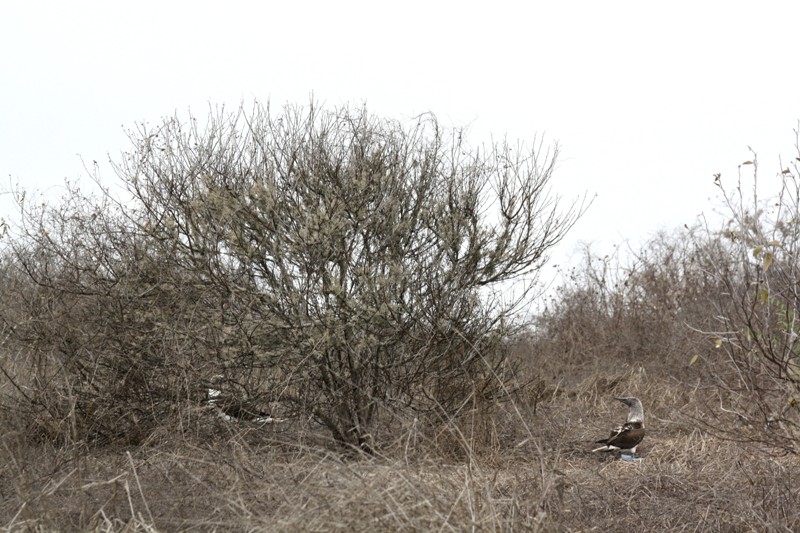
(2, 1, 799, 269)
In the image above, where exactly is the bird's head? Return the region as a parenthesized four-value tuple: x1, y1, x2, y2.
(614, 397, 644, 423)
(614, 397, 638, 407)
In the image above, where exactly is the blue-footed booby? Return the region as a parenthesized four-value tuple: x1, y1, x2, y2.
(206, 375, 281, 423)
(592, 397, 645, 457)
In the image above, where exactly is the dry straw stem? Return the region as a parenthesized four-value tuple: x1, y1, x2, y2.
(3, 371, 800, 532)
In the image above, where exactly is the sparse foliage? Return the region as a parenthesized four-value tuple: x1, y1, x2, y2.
(0, 101, 583, 450)
(530, 233, 719, 380)
(692, 139, 800, 453)
(113, 102, 583, 451)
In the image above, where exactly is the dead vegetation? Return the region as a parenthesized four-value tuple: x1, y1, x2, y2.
(3, 107, 800, 531)
(2, 368, 799, 532)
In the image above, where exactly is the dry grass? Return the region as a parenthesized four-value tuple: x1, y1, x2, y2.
(3, 365, 799, 532)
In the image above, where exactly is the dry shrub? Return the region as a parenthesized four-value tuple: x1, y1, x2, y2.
(0, 101, 585, 452)
(689, 148, 800, 454)
(530, 232, 721, 384)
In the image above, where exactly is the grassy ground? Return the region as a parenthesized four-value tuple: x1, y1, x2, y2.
(3, 364, 799, 532)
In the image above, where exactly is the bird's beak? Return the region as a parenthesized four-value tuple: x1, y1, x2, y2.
(614, 397, 629, 404)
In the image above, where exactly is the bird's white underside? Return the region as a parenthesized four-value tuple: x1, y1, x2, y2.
(207, 387, 284, 423)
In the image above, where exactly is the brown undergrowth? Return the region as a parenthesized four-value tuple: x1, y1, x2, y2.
(2, 365, 799, 532)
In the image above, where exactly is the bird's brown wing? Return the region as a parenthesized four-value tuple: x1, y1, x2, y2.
(605, 423, 645, 450)
(594, 424, 624, 445)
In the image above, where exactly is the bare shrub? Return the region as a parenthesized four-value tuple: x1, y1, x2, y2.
(0, 101, 584, 450)
(0, 187, 229, 444)
(529, 231, 721, 383)
(691, 139, 800, 453)
(107, 101, 584, 452)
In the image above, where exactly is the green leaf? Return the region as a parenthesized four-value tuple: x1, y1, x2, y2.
(689, 354, 699, 366)
(752, 246, 763, 257)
